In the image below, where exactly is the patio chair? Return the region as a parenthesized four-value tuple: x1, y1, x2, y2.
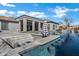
(41, 32, 48, 38)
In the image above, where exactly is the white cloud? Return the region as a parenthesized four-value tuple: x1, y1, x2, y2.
(72, 8, 79, 11)
(0, 10, 16, 17)
(0, 0, 15, 7)
(0, 10, 8, 15)
(49, 6, 79, 18)
(53, 6, 69, 18)
(17, 11, 29, 16)
(7, 11, 16, 17)
(29, 11, 47, 18)
(0, 9, 48, 18)
(17, 11, 27, 14)
(8, 11, 15, 14)
(17, 11, 48, 18)
(0, 3, 15, 7)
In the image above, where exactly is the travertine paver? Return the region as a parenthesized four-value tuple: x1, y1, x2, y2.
(35, 35, 60, 45)
(14, 35, 59, 53)
(0, 32, 60, 56)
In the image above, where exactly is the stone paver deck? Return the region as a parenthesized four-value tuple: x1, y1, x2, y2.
(35, 35, 60, 45)
(0, 32, 60, 56)
(14, 35, 60, 53)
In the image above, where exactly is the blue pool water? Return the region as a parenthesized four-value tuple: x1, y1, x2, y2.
(19, 33, 68, 56)
(56, 33, 79, 56)
(19, 32, 79, 56)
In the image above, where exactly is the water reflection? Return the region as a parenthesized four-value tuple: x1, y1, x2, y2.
(55, 33, 79, 56)
(19, 45, 55, 56)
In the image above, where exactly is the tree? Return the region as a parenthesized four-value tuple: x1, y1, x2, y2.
(64, 17, 72, 27)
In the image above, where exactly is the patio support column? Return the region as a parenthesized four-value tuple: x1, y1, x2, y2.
(18, 20, 21, 32)
(32, 21, 35, 32)
(38, 22, 41, 31)
(23, 18, 27, 32)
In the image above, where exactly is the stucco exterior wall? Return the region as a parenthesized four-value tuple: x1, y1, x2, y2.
(49, 23, 53, 31)
(54, 24, 58, 30)
(48, 23, 58, 32)
(8, 23, 19, 32)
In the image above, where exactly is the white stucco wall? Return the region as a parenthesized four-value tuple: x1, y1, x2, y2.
(8, 23, 19, 32)
(48, 23, 58, 32)
(49, 23, 53, 31)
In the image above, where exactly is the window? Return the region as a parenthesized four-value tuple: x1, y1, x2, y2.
(20, 20, 23, 31)
(1, 21, 8, 30)
(41, 23, 43, 29)
(27, 20, 32, 31)
(35, 22, 38, 31)
(53, 24, 55, 30)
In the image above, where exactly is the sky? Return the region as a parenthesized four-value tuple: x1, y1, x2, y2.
(0, 3, 79, 25)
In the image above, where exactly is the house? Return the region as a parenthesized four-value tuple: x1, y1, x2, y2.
(16, 15, 59, 32)
(47, 21, 59, 32)
(0, 15, 59, 33)
(0, 16, 19, 32)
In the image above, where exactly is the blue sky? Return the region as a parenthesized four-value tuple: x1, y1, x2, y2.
(0, 3, 79, 25)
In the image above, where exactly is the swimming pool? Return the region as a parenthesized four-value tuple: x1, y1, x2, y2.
(19, 33, 68, 56)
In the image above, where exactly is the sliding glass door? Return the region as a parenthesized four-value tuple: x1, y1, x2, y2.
(1, 21, 8, 30)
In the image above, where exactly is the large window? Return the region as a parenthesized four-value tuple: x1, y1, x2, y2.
(41, 23, 43, 30)
(53, 24, 55, 30)
(1, 21, 8, 30)
(27, 20, 32, 31)
(20, 20, 23, 31)
(35, 22, 38, 31)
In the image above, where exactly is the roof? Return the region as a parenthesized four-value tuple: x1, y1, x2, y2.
(16, 15, 59, 24)
(0, 16, 19, 23)
(47, 21, 59, 24)
(16, 15, 45, 21)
